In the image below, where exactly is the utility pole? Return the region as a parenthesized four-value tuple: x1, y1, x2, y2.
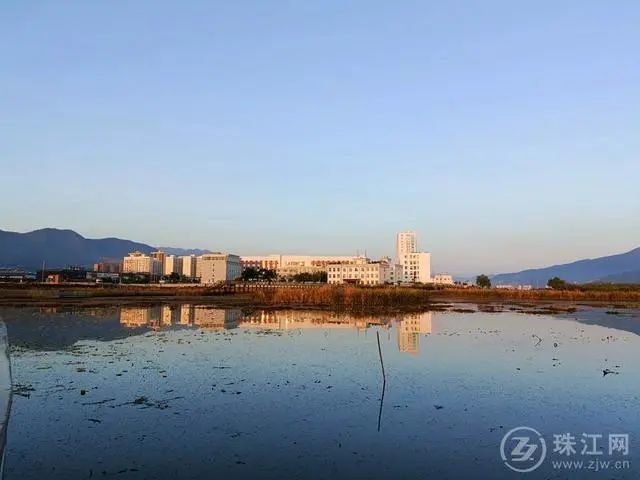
(41, 260, 45, 283)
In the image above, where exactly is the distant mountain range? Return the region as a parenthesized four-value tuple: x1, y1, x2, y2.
(3, 227, 639, 284)
(491, 247, 640, 285)
(597, 269, 640, 284)
(0, 228, 210, 270)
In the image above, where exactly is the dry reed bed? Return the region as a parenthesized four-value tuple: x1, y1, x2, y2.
(250, 286, 433, 309)
(250, 285, 640, 309)
(434, 287, 640, 302)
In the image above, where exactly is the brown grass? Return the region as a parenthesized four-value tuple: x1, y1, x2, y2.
(2, 283, 639, 309)
(249, 285, 433, 310)
(432, 287, 640, 302)
(250, 285, 640, 309)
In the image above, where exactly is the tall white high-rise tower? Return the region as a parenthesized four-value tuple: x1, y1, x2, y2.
(395, 231, 431, 283)
(396, 231, 418, 260)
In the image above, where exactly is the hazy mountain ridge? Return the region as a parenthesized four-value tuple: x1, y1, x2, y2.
(0, 228, 207, 269)
(491, 247, 640, 285)
(596, 269, 640, 283)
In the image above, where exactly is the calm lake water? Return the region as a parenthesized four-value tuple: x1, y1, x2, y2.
(1, 304, 639, 479)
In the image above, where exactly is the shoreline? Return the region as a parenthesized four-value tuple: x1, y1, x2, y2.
(0, 284, 638, 313)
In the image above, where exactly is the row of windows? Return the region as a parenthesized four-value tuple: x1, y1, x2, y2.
(329, 279, 380, 285)
(328, 266, 380, 273)
(328, 273, 380, 279)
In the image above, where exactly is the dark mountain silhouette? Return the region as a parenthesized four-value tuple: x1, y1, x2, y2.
(0, 228, 203, 269)
(491, 247, 640, 285)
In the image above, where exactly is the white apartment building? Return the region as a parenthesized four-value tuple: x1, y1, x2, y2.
(122, 251, 162, 275)
(181, 255, 198, 279)
(197, 253, 242, 285)
(400, 252, 431, 283)
(396, 231, 417, 260)
(327, 258, 394, 285)
(432, 274, 454, 285)
(395, 231, 431, 283)
(241, 254, 363, 277)
(164, 255, 183, 276)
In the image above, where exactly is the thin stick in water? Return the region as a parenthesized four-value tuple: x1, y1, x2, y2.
(376, 330, 386, 383)
(376, 330, 386, 431)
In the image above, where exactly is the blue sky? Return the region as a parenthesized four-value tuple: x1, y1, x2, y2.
(1, 1, 638, 275)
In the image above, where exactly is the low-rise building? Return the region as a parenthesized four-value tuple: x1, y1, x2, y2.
(45, 273, 62, 284)
(0, 268, 36, 282)
(277, 264, 326, 279)
(432, 274, 454, 285)
(197, 253, 242, 284)
(241, 255, 282, 271)
(327, 257, 395, 285)
(241, 254, 363, 278)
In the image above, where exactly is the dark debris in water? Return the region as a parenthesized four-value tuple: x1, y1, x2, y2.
(82, 398, 116, 406)
(116, 395, 185, 410)
(12, 384, 35, 398)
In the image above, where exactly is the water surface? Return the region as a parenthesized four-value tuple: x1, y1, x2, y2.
(2, 305, 639, 479)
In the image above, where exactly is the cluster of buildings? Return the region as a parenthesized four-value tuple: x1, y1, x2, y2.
(240, 231, 452, 286)
(122, 251, 241, 284)
(0, 268, 37, 282)
(241, 254, 360, 278)
(116, 230, 454, 286)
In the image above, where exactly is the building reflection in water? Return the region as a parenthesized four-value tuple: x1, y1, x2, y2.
(119, 306, 433, 354)
(239, 310, 391, 331)
(119, 306, 392, 332)
(396, 312, 432, 354)
(193, 307, 240, 329)
(120, 305, 241, 330)
(120, 307, 158, 328)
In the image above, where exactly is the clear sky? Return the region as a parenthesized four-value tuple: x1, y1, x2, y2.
(1, 1, 638, 276)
